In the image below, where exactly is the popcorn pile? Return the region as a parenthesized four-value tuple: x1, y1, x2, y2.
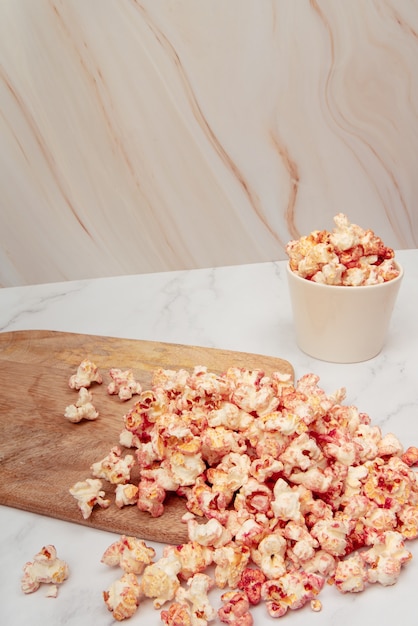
(286, 213, 400, 286)
(68, 363, 418, 623)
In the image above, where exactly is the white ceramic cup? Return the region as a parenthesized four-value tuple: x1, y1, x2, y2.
(286, 261, 403, 363)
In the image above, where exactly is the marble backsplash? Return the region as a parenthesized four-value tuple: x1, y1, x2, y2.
(1, 0, 417, 287)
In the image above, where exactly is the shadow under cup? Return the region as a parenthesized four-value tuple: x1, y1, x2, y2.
(286, 261, 403, 363)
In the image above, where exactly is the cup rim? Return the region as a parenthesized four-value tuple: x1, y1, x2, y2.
(286, 260, 403, 290)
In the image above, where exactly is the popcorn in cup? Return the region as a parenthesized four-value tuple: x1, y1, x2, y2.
(285, 214, 403, 363)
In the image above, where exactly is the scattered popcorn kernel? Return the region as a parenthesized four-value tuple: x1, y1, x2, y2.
(69, 478, 110, 519)
(103, 572, 142, 621)
(21, 545, 69, 596)
(69, 359, 102, 389)
(91, 446, 135, 485)
(64, 387, 99, 423)
(101, 536, 155, 575)
(107, 368, 142, 401)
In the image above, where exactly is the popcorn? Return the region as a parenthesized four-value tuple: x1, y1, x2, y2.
(174, 572, 216, 624)
(69, 359, 102, 389)
(69, 477, 110, 519)
(107, 368, 142, 401)
(103, 572, 142, 621)
(286, 214, 399, 286)
(334, 553, 368, 593)
(310, 518, 351, 556)
(91, 446, 135, 485)
(68, 362, 417, 621)
(212, 543, 251, 589)
(140, 553, 182, 608)
(218, 590, 253, 626)
(163, 542, 214, 580)
(237, 567, 267, 605)
(21, 545, 69, 596)
(115, 483, 139, 508)
(101, 536, 155, 574)
(362, 531, 412, 586)
(64, 387, 98, 423)
(251, 532, 287, 579)
(261, 570, 325, 618)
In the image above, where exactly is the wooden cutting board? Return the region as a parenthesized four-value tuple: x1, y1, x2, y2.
(0, 330, 294, 544)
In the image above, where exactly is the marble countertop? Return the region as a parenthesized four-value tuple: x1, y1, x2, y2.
(1, 249, 417, 626)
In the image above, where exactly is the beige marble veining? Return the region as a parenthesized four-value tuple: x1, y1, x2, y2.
(1, 0, 417, 287)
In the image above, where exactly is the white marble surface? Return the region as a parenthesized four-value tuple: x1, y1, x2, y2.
(0, 249, 417, 625)
(1, 1, 418, 286)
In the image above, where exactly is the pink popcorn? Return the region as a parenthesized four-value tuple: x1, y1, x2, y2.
(280, 432, 323, 475)
(401, 446, 418, 467)
(161, 601, 191, 626)
(201, 426, 247, 466)
(69, 359, 102, 389)
(334, 553, 368, 593)
(69, 477, 110, 519)
(174, 572, 216, 624)
(91, 446, 135, 485)
(261, 570, 324, 618)
(141, 553, 182, 608)
(207, 401, 253, 431)
(363, 456, 413, 511)
(284, 520, 319, 566)
(137, 478, 166, 517)
(238, 567, 267, 605)
(21, 545, 69, 596)
(362, 531, 412, 586)
(101, 536, 155, 575)
(115, 483, 139, 508)
(187, 365, 231, 397)
(64, 387, 99, 423)
(218, 590, 253, 626)
(271, 478, 304, 522)
(302, 549, 337, 577)
(103, 572, 142, 621)
(397, 504, 418, 539)
(206, 452, 251, 503)
(234, 518, 267, 548)
(234, 477, 273, 516)
(249, 454, 283, 483)
(107, 368, 142, 401)
(186, 516, 232, 548)
(286, 214, 398, 286)
(377, 432, 404, 457)
(251, 532, 287, 579)
(310, 518, 351, 556)
(164, 542, 214, 580)
(213, 543, 251, 589)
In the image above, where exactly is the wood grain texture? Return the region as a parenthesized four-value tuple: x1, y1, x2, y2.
(0, 330, 294, 544)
